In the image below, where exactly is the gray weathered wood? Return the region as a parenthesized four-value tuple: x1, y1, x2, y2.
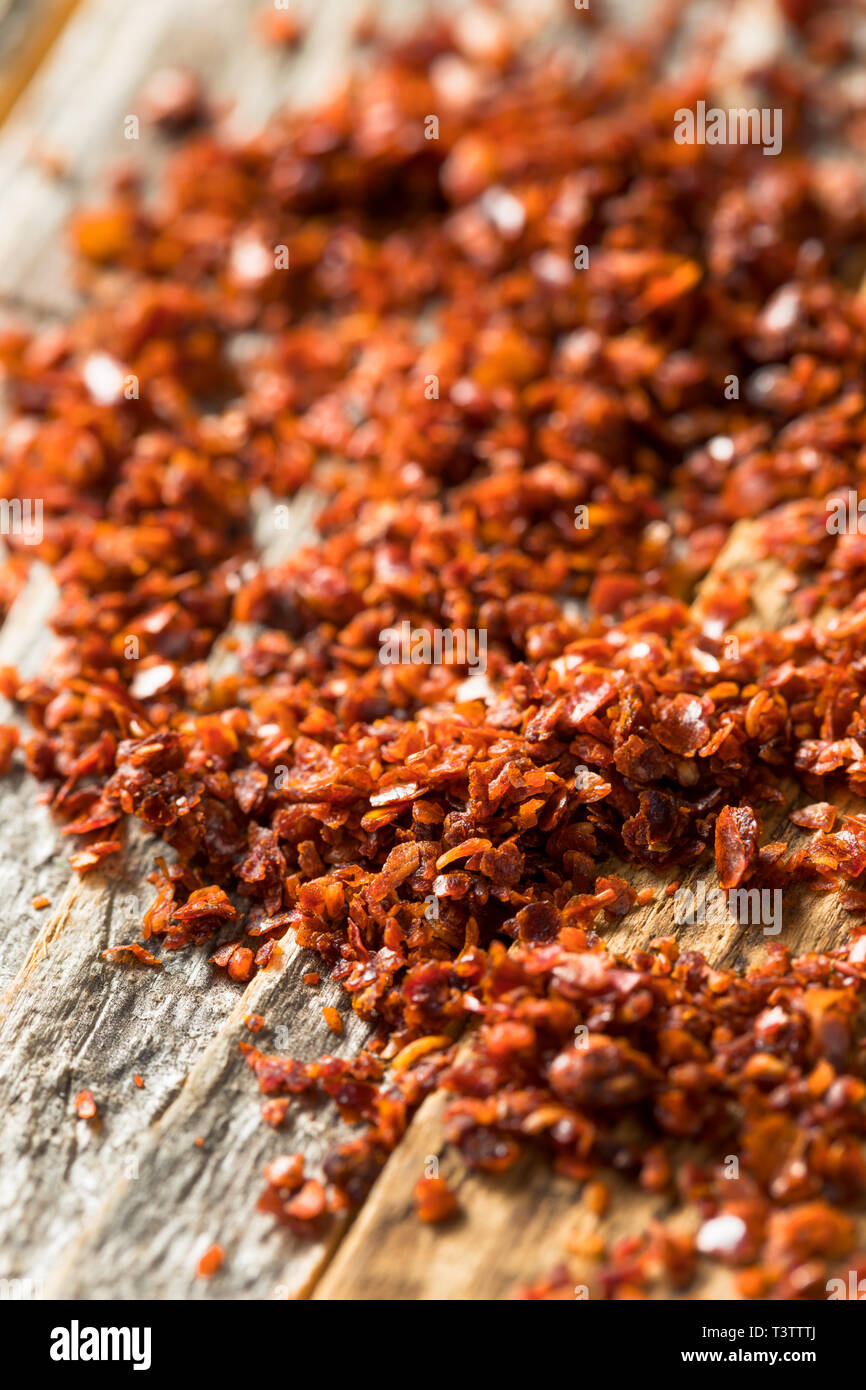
(0, 565, 71, 990)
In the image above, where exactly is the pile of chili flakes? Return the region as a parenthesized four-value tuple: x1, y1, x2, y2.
(3, 0, 866, 1299)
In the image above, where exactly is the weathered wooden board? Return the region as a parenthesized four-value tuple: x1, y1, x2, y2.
(45, 934, 371, 1300)
(315, 523, 857, 1300)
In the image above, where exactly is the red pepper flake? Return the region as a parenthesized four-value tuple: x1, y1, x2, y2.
(196, 1243, 224, 1278)
(30, 894, 50, 910)
(256, 7, 306, 48)
(69, 840, 122, 873)
(413, 1175, 459, 1224)
(790, 802, 837, 832)
(133, 1074, 144, 1088)
(228, 946, 255, 982)
(303, 972, 320, 987)
(322, 1006, 343, 1035)
(0, 725, 18, 774)
(74, 1090, 98, 1121)
(263, 1153, 304, 1191)
(244, 1013, 265, 1032)
(284, 1179, 326, 1223)
(585, 1180, 610, 1216)
(102, 942, 161, 967)
(261, 1098, 290, 1128)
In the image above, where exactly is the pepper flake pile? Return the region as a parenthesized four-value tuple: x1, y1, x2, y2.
(3, 1, 866, 1300)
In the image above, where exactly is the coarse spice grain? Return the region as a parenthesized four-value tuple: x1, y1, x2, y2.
(3, 2, 866, 1298)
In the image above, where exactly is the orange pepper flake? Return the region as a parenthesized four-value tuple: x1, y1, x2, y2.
(322, 1006, 343, 1034)
(261, 1098, 290, 1127)
(284, 1178, 326, 1222)
(133, 1074, 144, 1088)
(0, 725, 18, 774)
(303, 971, 320, 986)
(244, 1013, 265, 1032)
(585, 1180, 610, 1216)
(68, 839, 123, 872)
(413, 1175, 458, 1224)
(256, 8, 306, 48)
(196, 1243, 224, 1277)
(102, 942, 161, 967)
(263, 1153, 304, 1191)
(227, 946, 255, 982)
(74, 1090, 98, 1120)
(31, 894, 50, 910)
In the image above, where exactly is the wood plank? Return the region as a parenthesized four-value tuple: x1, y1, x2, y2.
(45, 931, 372, 1300)
(0, 565, 72, 990)
(315, 522, 854, 1300)
(0, 0, 82, 130)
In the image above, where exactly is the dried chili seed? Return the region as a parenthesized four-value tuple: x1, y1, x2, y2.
(715, 806, 759, 889)
(790, 802, 836, 832)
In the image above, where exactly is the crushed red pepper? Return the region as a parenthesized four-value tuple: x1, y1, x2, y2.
(322, 1005, 343, 1035)
(5, 2, 866, 1300)
(74, 1090, 98, 1121)
(196, 1242, 224, 1278)
(413, 1175, 459, 1224)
